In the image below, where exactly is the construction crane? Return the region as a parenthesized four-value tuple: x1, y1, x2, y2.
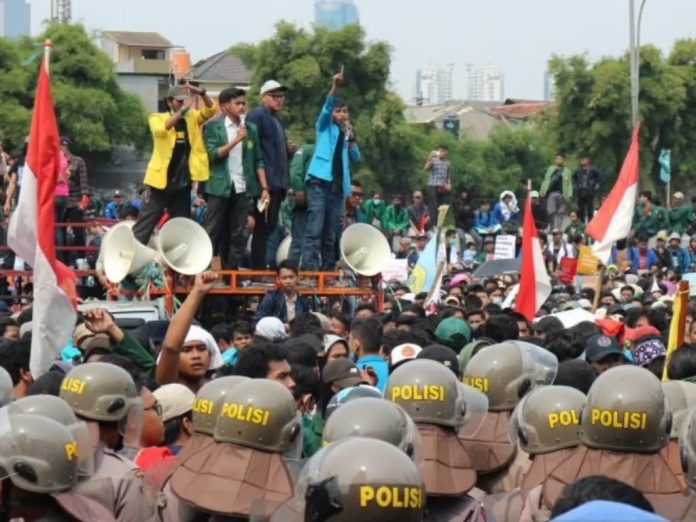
(51, 0, 71, 23)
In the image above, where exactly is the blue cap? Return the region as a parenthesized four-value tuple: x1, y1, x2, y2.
(552, 501, 666, 521)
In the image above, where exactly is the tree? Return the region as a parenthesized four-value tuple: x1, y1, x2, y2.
(0, 23, 148, 154)
(231, 22, 419, 193)
(543, 41, 696, 193)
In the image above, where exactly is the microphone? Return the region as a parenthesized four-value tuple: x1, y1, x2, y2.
(240, 114, 246, 128)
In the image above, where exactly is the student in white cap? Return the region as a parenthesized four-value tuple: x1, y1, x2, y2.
(246, 79, 292, 268)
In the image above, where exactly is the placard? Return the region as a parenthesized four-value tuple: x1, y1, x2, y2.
(558, 257, 578, 284)
(576, 245, 600, 275)
(382, 258, 409, 282)
(494, 235, 516, 260)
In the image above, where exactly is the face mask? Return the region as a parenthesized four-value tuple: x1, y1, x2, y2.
(373, 198, 381, 205)
(492, 297, 503, 305)
(449, 239, 457, 246)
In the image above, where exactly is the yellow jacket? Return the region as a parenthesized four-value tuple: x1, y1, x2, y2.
(143, 104, 217, 189)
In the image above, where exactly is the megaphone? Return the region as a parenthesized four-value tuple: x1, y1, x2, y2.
(276, 235, 292, 266)
(158, 218, 213, 275)
(340, 223, 391, 277)
(102, 222, 157, 283)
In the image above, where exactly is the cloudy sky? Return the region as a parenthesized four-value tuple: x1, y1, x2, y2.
(30, 0, 696, 101)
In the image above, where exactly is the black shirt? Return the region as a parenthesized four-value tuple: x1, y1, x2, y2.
(548, 168, 563, 194)
(167, 118, 191, 193)
(332, 130, 345, 194)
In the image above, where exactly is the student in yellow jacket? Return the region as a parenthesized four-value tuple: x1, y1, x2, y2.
(132, 84, 216, 244)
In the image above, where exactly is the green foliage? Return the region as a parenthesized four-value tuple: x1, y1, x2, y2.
(545, 40, 696, 192)
(0, 23, 148, 154)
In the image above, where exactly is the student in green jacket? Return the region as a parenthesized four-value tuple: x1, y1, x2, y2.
(632, 190, 661, 238)
(669, 191, 694, 235)
(203, 87, 266, 269)
(383, 195, 410, 248)
(362, 191, 387, 228)
(540, 153, 573, 230)
(288, 143, 315, 262)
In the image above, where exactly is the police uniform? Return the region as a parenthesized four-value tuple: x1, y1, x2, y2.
(460, 341, 558, 493)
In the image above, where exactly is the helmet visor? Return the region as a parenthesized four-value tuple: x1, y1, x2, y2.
(457, 383, 489, 438)
(118, 397, 143, 448)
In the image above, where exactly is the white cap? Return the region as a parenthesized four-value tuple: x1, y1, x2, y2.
(153, 384, 195, 422)
(260, 80, 286, 97)
(255, 317, 288, 341)
(577, 298, 592, 310)
(390, 343, 422, 367)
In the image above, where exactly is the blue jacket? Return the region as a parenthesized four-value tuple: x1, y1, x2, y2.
(306, 94, 361, 198)
(246, 106, 289, 192)
(355, 354, 389, 392)
(668, 247, 691, 273)
(627, 247, 658, 271)
(252, 289, 311, 327)
(474, 209, 497, 229)
(492, 203, 520, 225)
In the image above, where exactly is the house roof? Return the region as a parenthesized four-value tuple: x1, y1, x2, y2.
(489, 101, 550, 119)
(192, 51, 252, 84)
(102, 31, 172, 48)
(404, 100, 500, 125)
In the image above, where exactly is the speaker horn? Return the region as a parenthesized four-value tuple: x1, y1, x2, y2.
(102, 222, 157, 283)
(340, 223, 391, 277)
(158, 218, 213, 275)
(276, 235, 292, 266)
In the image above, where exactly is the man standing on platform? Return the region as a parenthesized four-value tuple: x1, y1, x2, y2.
(302, 70, 361, 271)
(61, 137, 90, 265)
(247, 80, 293, 269)
(133, 84, 216, 245)
(203, 88, 266, 269)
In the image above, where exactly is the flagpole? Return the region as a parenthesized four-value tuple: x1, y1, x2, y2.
(43, 39, 51, 71)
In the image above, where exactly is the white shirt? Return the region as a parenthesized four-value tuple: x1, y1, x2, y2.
(224, 116, 245, 194)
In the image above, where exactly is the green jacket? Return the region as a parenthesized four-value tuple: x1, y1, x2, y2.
(670, 203, 693, 235)
(564, 221, 586, 237)
(362, 199, 387, 226)
(383, 205, 409, 233)
(290, 144, 315, 193)
(540, 166, 573, 200)
(279, 198, 293, 232)
(633, 203, 661, 237)
(656, 205, 670, 232)
(203, 116, 265, 199)
(113, 331, 156, 377)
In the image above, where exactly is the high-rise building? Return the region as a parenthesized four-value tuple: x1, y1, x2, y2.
(414, 64, 454, 105)
(0, 0, 30, 39)
(314, 0, 359, 30)
(467, 65, 505, 102)
(543, 71, 556, 101)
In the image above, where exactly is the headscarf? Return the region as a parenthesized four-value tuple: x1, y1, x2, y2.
(184, 325, 223, 370)
(255, 317, 289, 342)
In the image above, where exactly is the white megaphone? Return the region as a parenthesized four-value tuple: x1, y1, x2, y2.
(276, 235, 292, 266)
(102, 222, 157, 283)
(340, 223, 391, 277)
(157, 218, 213, 275)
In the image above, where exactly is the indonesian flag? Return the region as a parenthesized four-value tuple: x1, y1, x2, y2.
(7, 45, 76, 377)
(515, 187, 551, 322)
(586, 125, 640, 263)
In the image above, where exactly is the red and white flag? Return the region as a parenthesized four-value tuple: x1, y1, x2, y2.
(7, 45, 76, 377)
(515, 187, 551, 322)
(586, 125, 640, 263)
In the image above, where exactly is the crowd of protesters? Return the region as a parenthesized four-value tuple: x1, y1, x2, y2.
(3, 69, 696, 521)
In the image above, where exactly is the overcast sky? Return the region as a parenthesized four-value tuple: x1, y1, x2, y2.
(31, 0, 696, 102)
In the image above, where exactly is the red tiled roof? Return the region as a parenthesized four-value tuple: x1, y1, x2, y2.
(489, 102, 550, 119)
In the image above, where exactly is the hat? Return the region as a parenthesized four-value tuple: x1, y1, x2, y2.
(656, 230, 668, 242)
(113, 190, 124, 198)
(417, 344, 460, 377)
(166, 86, 187, 101)
(483, 236, 495, 244)
(585, 333, 627, 363)
(390, 343, 422, 368)
(255, 317, 288, 341)
(435, 317, 471, 348)
(259, 80, 286, 96)
(323, 334, 348, 355)
(59, 136, 71, 146)
(153, 383, 195, 422)
(633, 337, 666, 367)
(624, 325, 660, 342)
(82, 333, 110, 352)
(530, 190, 540, 198)
(72, 323, 93, 348)
(322, 359, 365, 389)
(673, 191, 685, 200)
(444, 296, 461, 307)
(669, 232, 681, 241)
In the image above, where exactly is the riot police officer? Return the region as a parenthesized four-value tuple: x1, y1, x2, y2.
(0, 409, 114, 521)
(386, 358, 487, 520)
(273, 437, 426, 521)
(460, 341, 558, 492)
(0, 366, 11, 406)
(169, 378, 301, 519)
(528, 366, 689, 521)
(59, 362, 156, 520)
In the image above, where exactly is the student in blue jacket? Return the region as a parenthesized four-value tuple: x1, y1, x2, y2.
(303, 70, 361, 270)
